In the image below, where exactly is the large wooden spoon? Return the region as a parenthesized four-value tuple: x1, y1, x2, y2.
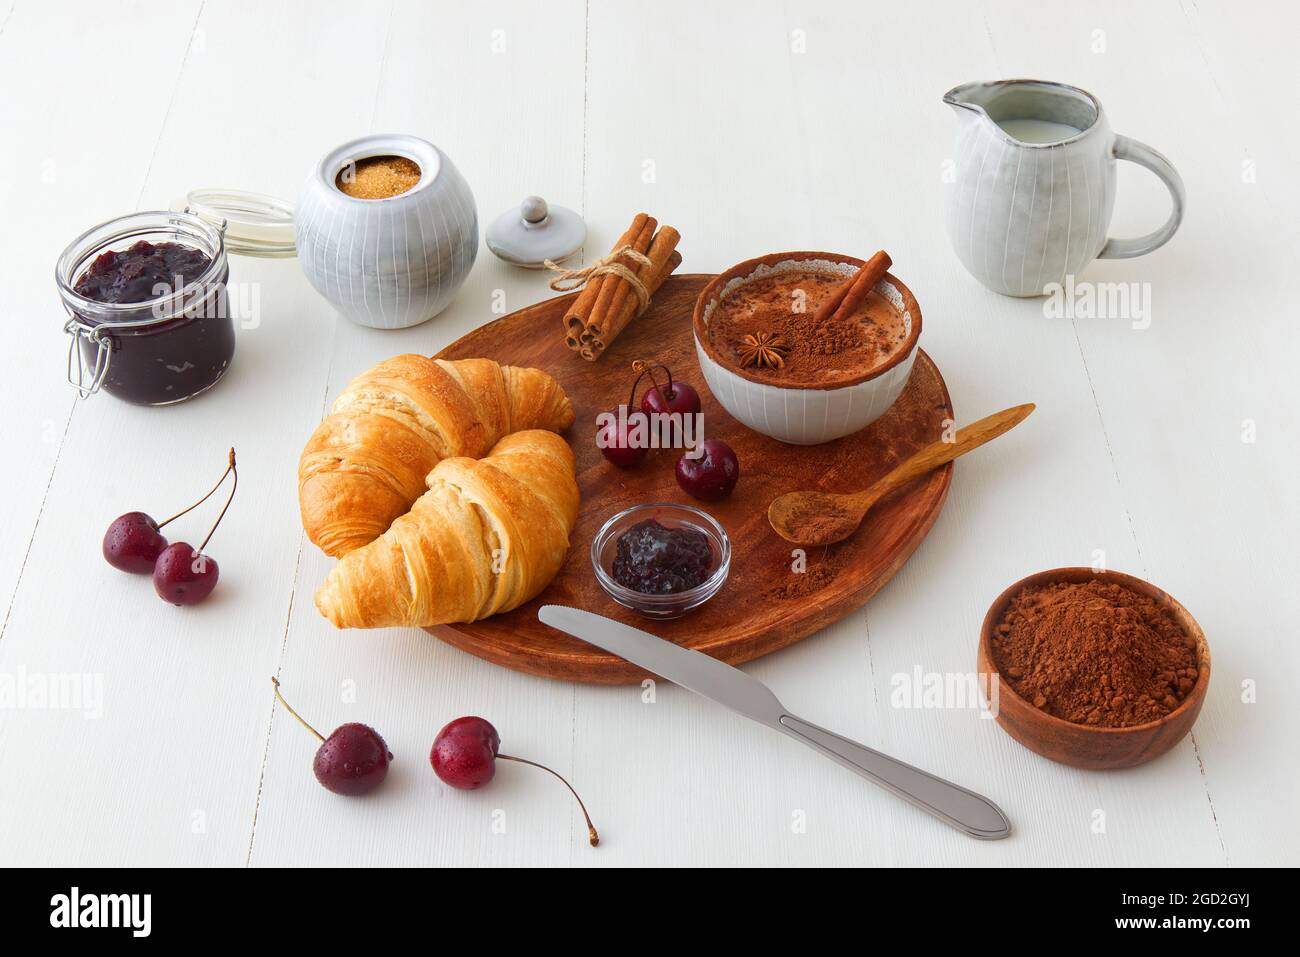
(768, 403, 1035, 546)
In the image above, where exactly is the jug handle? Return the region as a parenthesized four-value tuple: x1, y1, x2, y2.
(1098, 135, 1186, 259)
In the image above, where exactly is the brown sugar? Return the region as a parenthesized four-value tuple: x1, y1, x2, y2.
(990, 579, 1199, 728)
(336, 156, 422, 199)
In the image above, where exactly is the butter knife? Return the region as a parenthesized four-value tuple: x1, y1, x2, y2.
(538, 605, 1011, 840)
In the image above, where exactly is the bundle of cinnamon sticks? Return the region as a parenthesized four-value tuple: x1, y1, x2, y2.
(561, 212, 681, 361)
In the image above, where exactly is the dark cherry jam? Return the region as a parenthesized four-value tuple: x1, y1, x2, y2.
(74, 240, 213, 304)
(71, 240, 234, 405)
(611, 520, 715, 594)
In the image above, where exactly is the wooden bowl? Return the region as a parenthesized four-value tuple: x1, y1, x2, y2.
(976, 567, 1210, 769)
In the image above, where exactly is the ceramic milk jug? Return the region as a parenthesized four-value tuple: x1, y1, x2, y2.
(943, 79, 1184, 297)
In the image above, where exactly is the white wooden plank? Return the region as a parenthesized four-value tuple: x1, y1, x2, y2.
(248, 0, 589, 867)
(0, 0, 202, 645)
(0, 0, 391, 865)
(1058, 0, 1300, 867)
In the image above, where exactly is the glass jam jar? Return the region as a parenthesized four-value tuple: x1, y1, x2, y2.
(57, 210, 234, 405)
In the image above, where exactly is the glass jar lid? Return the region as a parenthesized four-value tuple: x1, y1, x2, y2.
(173, 188, 296, 258)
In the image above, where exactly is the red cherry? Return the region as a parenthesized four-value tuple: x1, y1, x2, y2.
(430, 716, 600, 846)
(273, 678, 392, 796)
(637, 360, 703, 418)
(102, 450, 236, 575)
(641, 381, 701, 417)
(314, 723, 393, 796)
(598, 405, 650, 467)
(430, 716, 500, 789)
(676, 439, 740, 501)
(103, 512, 167, 573)
(150, 449, 237, 607)
(153, 542, 219, 605)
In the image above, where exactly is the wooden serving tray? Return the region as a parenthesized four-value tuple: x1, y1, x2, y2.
(429, 274, 953, 683)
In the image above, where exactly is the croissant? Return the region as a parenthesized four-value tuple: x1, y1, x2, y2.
(299, 355, 574, 557)
(315, 430, 579, 628)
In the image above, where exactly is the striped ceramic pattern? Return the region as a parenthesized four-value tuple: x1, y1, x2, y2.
(696, 338, 917, 446)
(296, 136, 478, 330)
(945, 113, 1116, 298)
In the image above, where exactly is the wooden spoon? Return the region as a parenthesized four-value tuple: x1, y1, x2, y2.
(768, 403, 1035, 546)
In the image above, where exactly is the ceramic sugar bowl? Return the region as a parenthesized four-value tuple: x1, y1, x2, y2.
(295, 134, 478, 329)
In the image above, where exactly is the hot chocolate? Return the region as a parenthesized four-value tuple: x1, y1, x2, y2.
(706, 268, 908, 388)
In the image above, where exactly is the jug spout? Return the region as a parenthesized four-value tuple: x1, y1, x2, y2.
(943, 81, 992, 117)
(944, 79, 1103, 135)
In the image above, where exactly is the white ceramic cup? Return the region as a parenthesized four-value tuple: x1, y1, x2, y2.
(693, 252, 922, 446)
(295, 134, 478, 329)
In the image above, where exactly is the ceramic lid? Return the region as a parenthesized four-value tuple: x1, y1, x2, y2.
(486, 196, 585, 269)
(172, 188, 297, 258)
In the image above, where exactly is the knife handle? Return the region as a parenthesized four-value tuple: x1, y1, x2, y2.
(778, 714, 1011, 840)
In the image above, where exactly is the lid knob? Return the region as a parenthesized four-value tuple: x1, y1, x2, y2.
(486, 195, 585, 269)
(521, 195, 549, 224)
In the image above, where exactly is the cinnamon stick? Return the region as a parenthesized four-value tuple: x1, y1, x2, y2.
(587, 214, 657, 337)
(812, 250, 892, 324)
(583, 247, 681, 361)
(562, 213, 649, 339)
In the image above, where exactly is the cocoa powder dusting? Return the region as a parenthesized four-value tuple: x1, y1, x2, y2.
(765, 549, 843, 600)
(708, 271, 908, 387)
(990, 579, 1199, 728)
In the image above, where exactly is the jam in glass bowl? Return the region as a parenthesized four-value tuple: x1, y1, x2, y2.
(591, 503, 731, 619)
(57, 210, 234, 405)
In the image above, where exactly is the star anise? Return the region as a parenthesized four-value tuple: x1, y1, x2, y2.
(737, 332, 789, 369)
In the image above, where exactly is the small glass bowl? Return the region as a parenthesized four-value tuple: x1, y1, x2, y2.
(591, 503, 731, 619)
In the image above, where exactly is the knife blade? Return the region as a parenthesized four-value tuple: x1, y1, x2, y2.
(538, 605, 1011, 840)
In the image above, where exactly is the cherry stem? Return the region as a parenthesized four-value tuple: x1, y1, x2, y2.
(157, 447, 236, 530)
(633, 359, 674, 401)
(658, 361, 675, 396)
(271, 677, 326, 743)
(497, 753, 600, 848)
(197, 449, 237, 553)
(627, 361, 651, 411)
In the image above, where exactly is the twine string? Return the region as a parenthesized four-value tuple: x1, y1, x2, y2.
(546, 244, 653, 313)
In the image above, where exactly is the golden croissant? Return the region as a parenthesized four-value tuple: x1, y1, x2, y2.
(315, 430, 579, 628)
(299, 355, 574, 557)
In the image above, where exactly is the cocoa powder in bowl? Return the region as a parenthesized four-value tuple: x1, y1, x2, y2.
(990, 578, 1200, 728)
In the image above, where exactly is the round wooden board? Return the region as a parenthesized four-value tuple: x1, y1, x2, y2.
(428, 274, 954, 683)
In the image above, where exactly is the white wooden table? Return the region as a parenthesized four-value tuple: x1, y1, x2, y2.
(2, 0, 1295, 867)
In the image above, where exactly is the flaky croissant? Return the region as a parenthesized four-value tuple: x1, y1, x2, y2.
(314, 430, 579, 628)
(299, 355, 574, 557)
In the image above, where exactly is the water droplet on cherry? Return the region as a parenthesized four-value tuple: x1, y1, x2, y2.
(676, 439, 740, 501)
(273, 677, 392, 796)
(102, 448, 238, 610)
(153, 542, 220, 605)
(314, 723, 393, 796)
(430, 716, 600, 846)
(103, 512, 167, 573)
(429, 715, 500, 789)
